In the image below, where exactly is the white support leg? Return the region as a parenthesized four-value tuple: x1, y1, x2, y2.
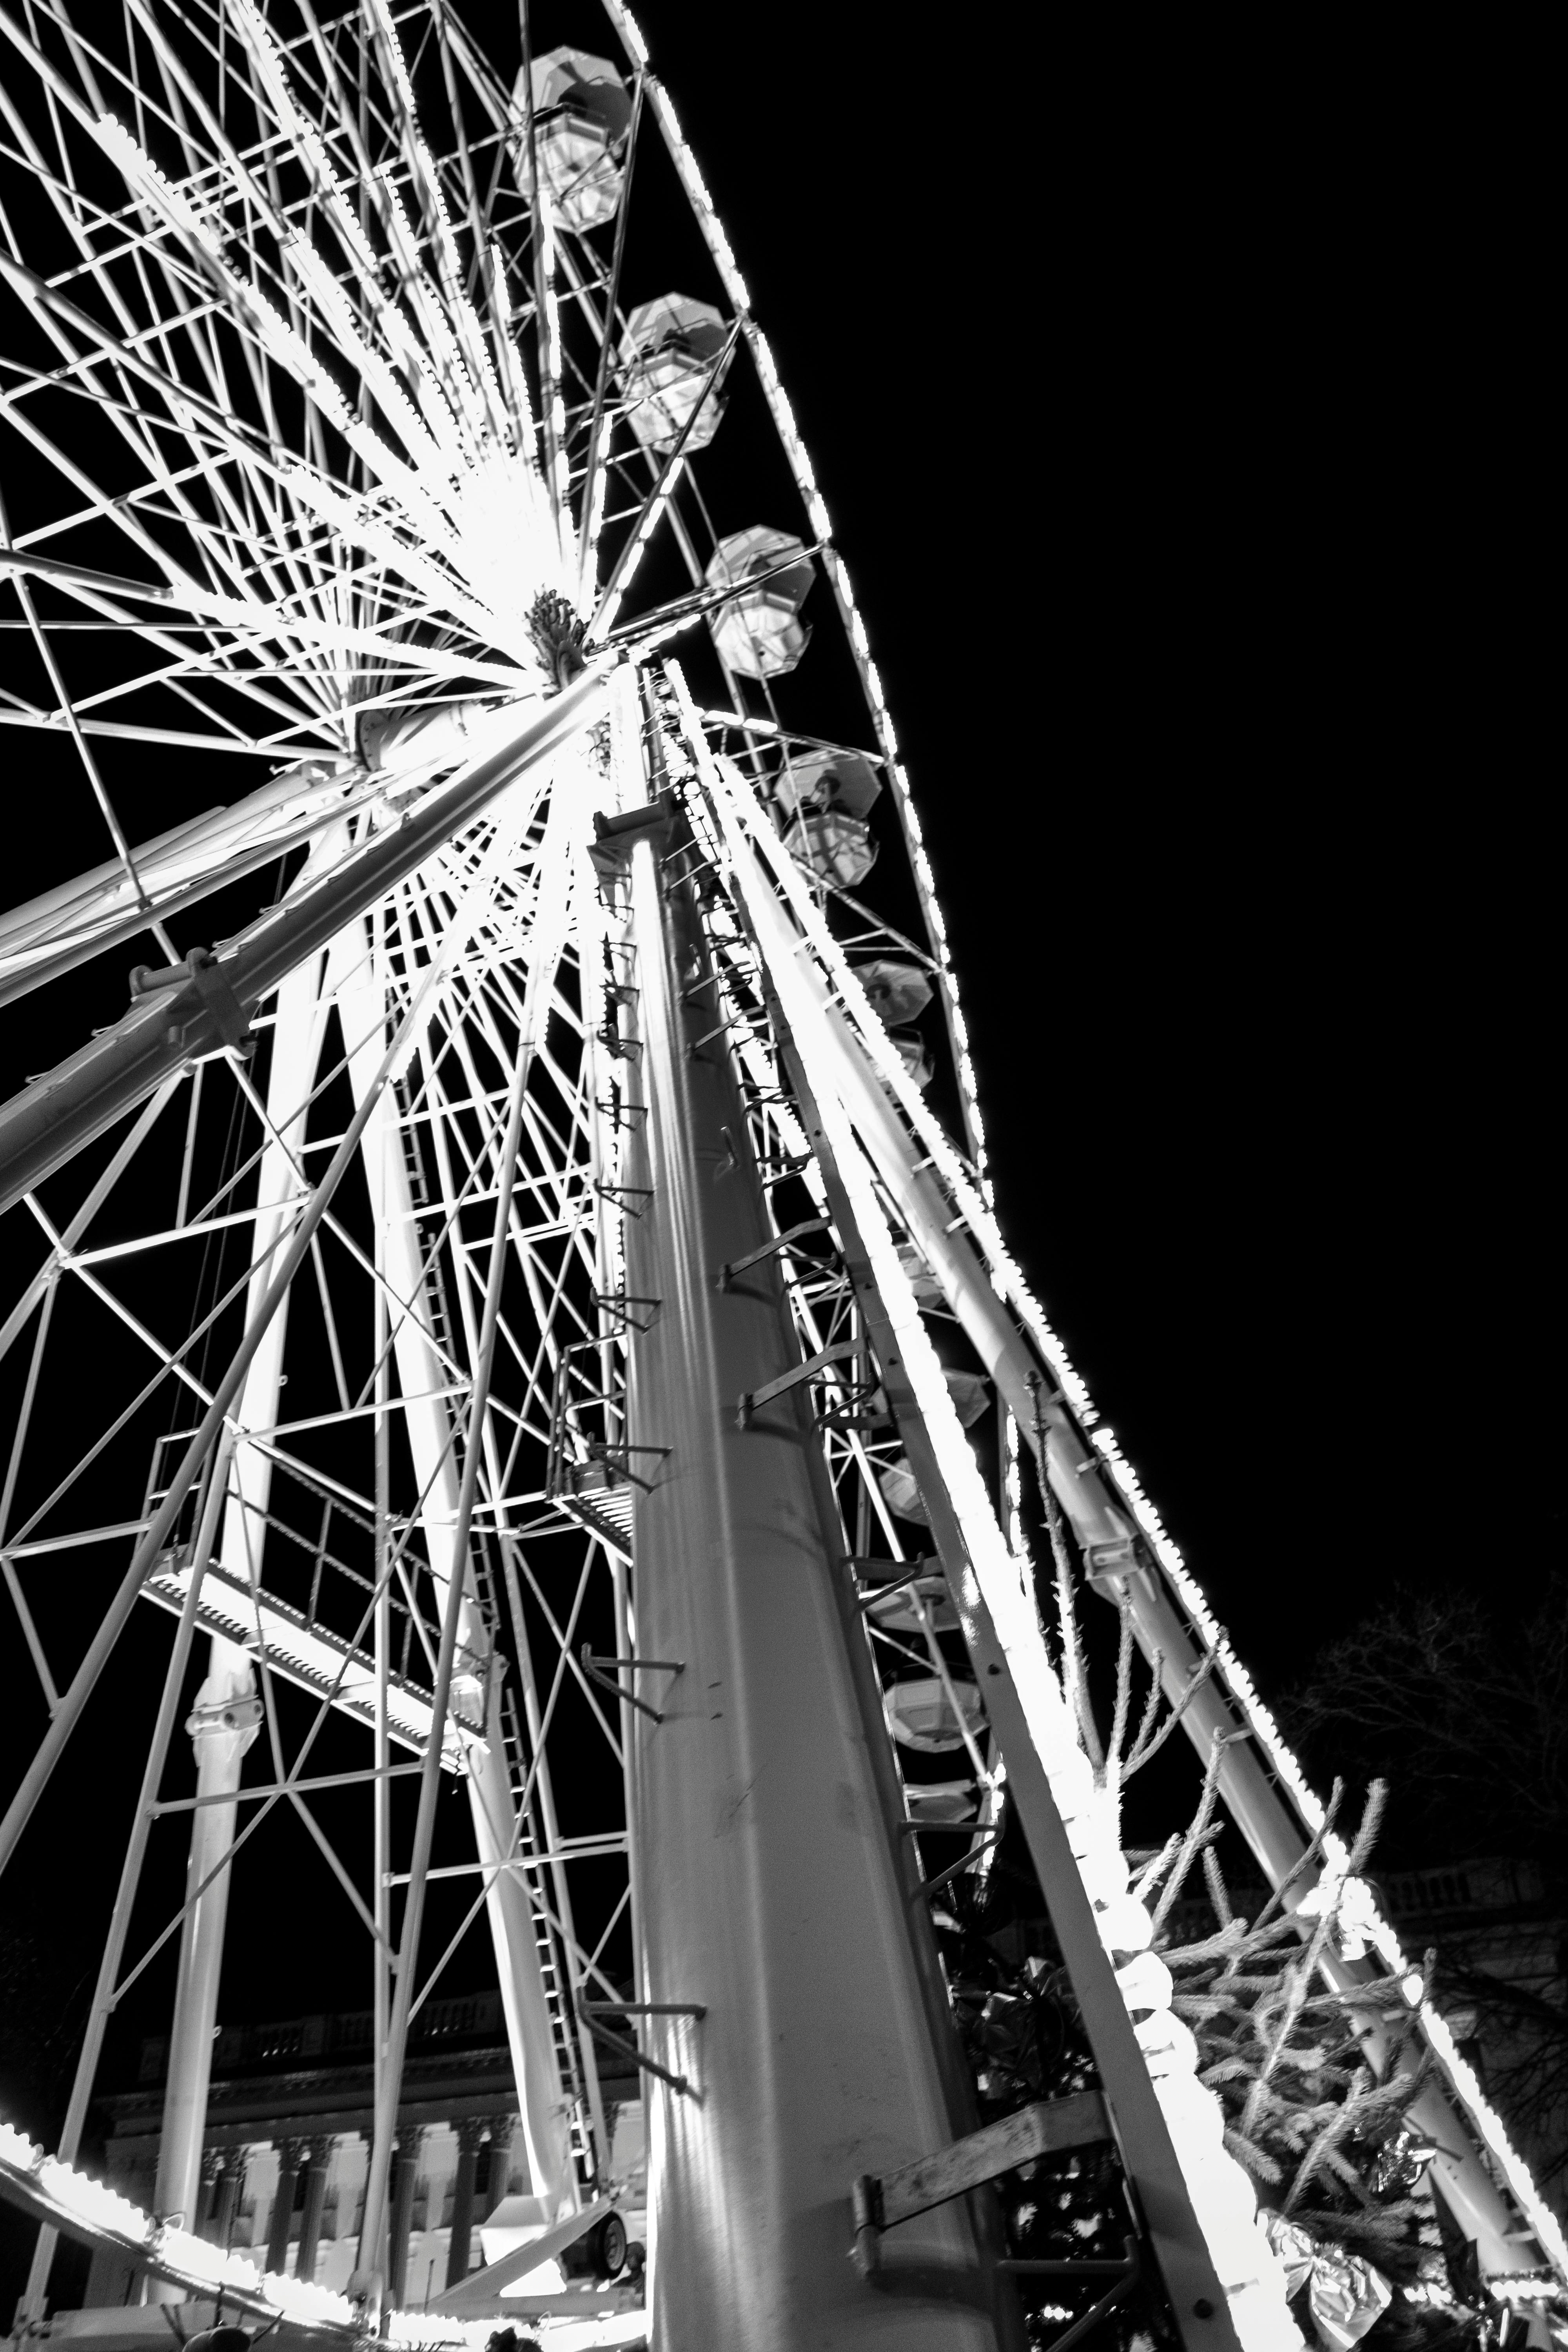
(149, 946, 327, 2274)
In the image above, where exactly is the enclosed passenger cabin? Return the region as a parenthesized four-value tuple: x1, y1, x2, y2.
(853, 955, 933, 1028)
(511, 48, 633, 232)
(704, 525, 815, 679)
(773, 746, 880, 821)
(770, 743, 881, 888)
(617, 295, 733, 454)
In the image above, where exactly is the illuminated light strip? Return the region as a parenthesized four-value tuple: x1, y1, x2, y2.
(223, 4, 466, 473)
(694, 723, 1568, 2283)
(1077, 1426, 1568, 2284)
(95, 106, 559, 656)
(590, 457, 692, 642)
(390, 2317, 647, 2350)
(1486, 2276, 1568, 2305)
(596, 0, 989, 1181)
(535, 195, 577, 579)
(355, 1, 512, 446)
(688, 718, 1301, 2352)
(94, 122, 497, 592)
(277, 468, 534, 668)
(694, 722, 1097, 1432)
(0, 2119, 355, 2327)
(0, 532, 539, 690)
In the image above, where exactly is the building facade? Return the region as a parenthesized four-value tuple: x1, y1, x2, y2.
(83, 1993, 642, 2310)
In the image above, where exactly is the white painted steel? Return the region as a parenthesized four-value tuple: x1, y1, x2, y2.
(619, 823, 1008, 2350)
(146, 942, 323, 2260)
(0, 2, 1559, 2337)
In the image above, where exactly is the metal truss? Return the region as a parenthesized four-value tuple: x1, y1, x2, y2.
(0, 4, 1562, 2348)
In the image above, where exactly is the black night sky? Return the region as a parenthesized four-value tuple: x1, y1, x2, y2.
(0, 0, 1554, 2308)
(584, 0, 1555, 1688)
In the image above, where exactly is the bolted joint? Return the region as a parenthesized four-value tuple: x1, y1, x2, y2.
(131, 947, 254, 1058)
(849, 2174, 883, 2278)
(1083, 1535, 1143, 1595)
(184, 1693, 263, 1741)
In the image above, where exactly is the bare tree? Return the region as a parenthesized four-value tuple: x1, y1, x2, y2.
(1279, 1577, 1567, 1877)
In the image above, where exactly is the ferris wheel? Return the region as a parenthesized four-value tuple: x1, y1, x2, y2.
(0, 8, 1561, 2352)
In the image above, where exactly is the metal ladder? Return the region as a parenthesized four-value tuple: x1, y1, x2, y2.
(498, 1679, 600, 2192)
(397, 1082, 599, 2191)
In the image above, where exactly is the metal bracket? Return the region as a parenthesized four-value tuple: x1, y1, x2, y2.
(815, 1375, 885, 1432)
(594, 1180, 654, 1218)
(910, 1825, 1002, 1901)
(1083, 1535, 1142, 1592)
(736, 1337, 857, 1428)
(717, 1216, 830, 1290)
(590, 798, 673, 862)
(850, 2090, 1114, 2275)
(852, 1557, 936, 1610)
(131, 947, 253, 1056)
(580, 1441, 668, 1493)
(596, 1020, 642, 1065)
(755, 1151, 811, 1187)
(594, 1290, 662, 1332)
(576, 1995, 705, 2096)
(580, 1645, 683, 1724)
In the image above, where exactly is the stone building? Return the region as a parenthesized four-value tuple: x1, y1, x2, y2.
(1162, 1855, 1566, 2224)
(1375, 1858, 1567, 2224)
(82, 1992, 642, 2310)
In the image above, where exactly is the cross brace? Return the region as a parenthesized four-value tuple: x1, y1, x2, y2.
(717, 1214, 830, 1289)
(851, 2089, 1112, 2269)
(736, 1336, 857, 1426)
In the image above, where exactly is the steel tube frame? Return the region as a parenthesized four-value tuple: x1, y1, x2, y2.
(705, 750, 1533, 2276)
(17, 1432, 235, 2323)
(0, 838, 539, 1876)
(619, 805, 1013, 2350)
(0, 763, 365, 1008)
(0, 663, 614, 1219)
(768, 1007, 1238, 2352)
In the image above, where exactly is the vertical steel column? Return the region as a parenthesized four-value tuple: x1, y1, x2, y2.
(619, 821, 1012, 2350)
(146, 1663, 259, 2264)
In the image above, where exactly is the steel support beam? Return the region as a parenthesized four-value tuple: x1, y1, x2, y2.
(768, 1011, 1238, 2352)
(713, 770, 1532, 2278)
(619, 816, 1016, 2350)
(0, 760, 360, 1009)
(0, 662, 613, 1220)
